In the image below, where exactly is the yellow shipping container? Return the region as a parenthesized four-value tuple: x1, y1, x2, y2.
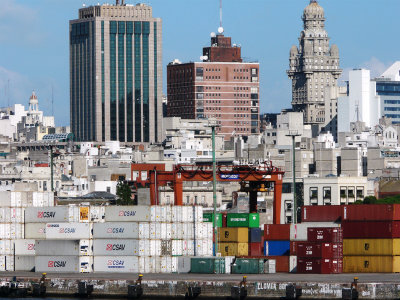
(343, 256, 400, 273)
(218, 243, 248, 256)
(218, 228, 248, 243)
(344, 239, 400, 256)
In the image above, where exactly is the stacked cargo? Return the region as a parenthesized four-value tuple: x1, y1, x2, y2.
(0, 190, 54, 271)
(296, 227, 343, 274)
(342, 204, 400, 273)
(263, 224, 290, 272)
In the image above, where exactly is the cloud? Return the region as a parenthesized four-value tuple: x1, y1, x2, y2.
(0, 0, 44, 45)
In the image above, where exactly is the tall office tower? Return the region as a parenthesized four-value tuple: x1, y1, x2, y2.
(70, 1, 162, 143)
(287, 0, 342, 128)
(167, 31, 260, 140)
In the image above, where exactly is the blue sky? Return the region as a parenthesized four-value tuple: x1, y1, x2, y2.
(0, 0, 399, 126)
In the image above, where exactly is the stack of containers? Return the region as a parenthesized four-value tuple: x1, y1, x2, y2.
(0, 190, 54, 271)
(28, 206, 94, 273)
(342, 204, 400, 273)
(297, 227, 343, 274)
(263, 224, 290, 272)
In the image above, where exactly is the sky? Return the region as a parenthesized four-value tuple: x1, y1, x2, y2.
(0, 0, 399, 126)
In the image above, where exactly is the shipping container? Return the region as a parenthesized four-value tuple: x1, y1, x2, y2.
(218, 243, 248, 257)
(15, 256, 35, 271)
(93, 239, 139, 256)
(289, 256, 297, 273)
(297, 258, 342, 274)
(343, 204, 400, 221)
(227, 213, 259, 228)
(264, 241, 290, 256)
(249, 242, 262, 257)
(36, 240, 80, 256)
(218, 228, 248, 243)
(307, 228, 343, 243)
(290, 241, 299, 256)
(264, 256, 289, 273)
(93, 256, 139, 273)
(231, 258, 264, 274)
(0, 208, 11, 222)
(139, 256, 152, 273)
(79, 256, 93, 273)
(264, 259, 276, 274)
(80, 240, 93, 256)
(203, 213, 223, 227)
(225, 256, 235, 274)
(161, 240, 172, 256)
(182, 240, 194, 256)
(343, 239, 400, 256)
(105, 206, 151, 222)
(161, 256, 178, 273)
(290, 223, 341, 241)
(172, 206, 183, 223)
(0, 239, 13, 255)
(139, 222, 150, 239)
(343, 256, 400, 273)
(93, 222, 139, 239)
(0, 191, 11, 207)
(45, 223, 91, 240)
(172, 240, 183, 256)
(25, 206, 70, 223)
(25, 223, 46, 239)
(342, 221, 400, 238)
(249, 228, 262, 243)
(264, 224, 290, 241)
(297, 242, 343, 258)
(190, 257, 225, 274)
(301, 205, 342, 222)
(35, 256, 80, 273)
(177, 256, 191, 273)
(14, 239, 35, 256)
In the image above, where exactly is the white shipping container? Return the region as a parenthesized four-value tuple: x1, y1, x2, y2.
(105, 206, 151, 222)
(94, 256, 139, 273)
(0, 208, 11, 222)
(171, 223, 183, 239)
(290, 222, 341, 241)
(10, 207, 24, 223)
(93, 239, 139, 256)
(5, 255, 14, 271)
(139, 222, 150, 239)
(25, 206, 70, 223)
(139, 239, 150, 256)
(182, 240, 194, 256)
(172, 240, 183, 256)
(182, 223, 194, 240)
(0, 191, 11, 207)
(14, 192, 22, 207)
(79, 256, 93, 273)
(160, 256, 177, 273)
(172, 206, 182, 222)
(90, 206, 105, 222)
(139, 256, 152, 273)
(195, 206, 203, 222)
(36, 240, 80, 256)
(161, 223, 172, 240)
(184, 206, 193, 223)
(289, 256, 297, 273)
(265, 259, 276, 274)
(150, 206, 160, 222)
(0, 256, 5, 271)
(93, 222, 139, 239)
(15, 256, 35, 271)
(14, 239, 35, 256)
(195, 223, 204, 240)
(150, 222, 159, 239)
(177, 256, 191, 273)
(80, 240, 93, 256)
(160, 206, 172, 222)
(45, 223, 91, 240)
(35, 256, 80, 273)
(0, 223, 10, 239)
(25, 223, 46, 239)
(10, 223, 24, 239)
(68, 206, 80, 223)
(0, 239, 13, 255)
(149, 240, 161, 256)
(225, 256, 235, 274)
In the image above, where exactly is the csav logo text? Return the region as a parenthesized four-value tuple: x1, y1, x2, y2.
(48, 261, 66, 268)
(37, 211, 56, 219)
(119, 211, 136, 217)
(106, 244, 126, 251)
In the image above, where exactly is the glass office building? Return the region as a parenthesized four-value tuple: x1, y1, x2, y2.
(377, 81, 400, 124)
(70, 2, 162, 143)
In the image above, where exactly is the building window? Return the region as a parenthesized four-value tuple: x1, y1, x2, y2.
(356, 187, 364, 201)
(310, 187, 318, 204)
(348, 187, 355, 203)
(323, 187, 331, 204)
(340, 187, 347, 204)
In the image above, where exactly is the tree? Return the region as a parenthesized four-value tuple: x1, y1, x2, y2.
(116, 181, 133, 205)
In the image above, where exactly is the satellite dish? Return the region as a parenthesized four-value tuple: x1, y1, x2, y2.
(210, 32, 216, 38)
(218, 27, 224, 34)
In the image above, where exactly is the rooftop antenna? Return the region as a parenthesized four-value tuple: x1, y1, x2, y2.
(355, 100, 360, 122)
(218, 0, 224, 34)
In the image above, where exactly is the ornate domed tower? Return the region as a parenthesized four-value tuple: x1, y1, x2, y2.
(287, 0, 342, 126)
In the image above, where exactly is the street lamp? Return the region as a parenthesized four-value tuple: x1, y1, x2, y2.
(286, 130, 300, 224)
(207, 118, 220, 256)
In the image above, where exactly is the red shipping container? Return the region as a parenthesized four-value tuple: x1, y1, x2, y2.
(264, 224, 290, 241)
(302, 205, 342, 222)
(249, 242, 262, 256)
(265, 256, 289, 273)
(222, 213, 228, 228)
(297, 242, 343, 258)
(297, 258, 342, 274)
(307, 227, 343, 243)
(343, 204, 400, 221)
(290, 241, 299, 256)
(342, 221, 400, 238)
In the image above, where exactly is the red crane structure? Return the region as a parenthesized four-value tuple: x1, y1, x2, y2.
(133, 163, 285, 224)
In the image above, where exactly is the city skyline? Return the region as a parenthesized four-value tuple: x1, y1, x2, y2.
(0, 0, 399, 126)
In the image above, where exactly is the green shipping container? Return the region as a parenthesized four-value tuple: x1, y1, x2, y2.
(203, 213, 223, 227)
(231, 258, 264, 274)
(190, 258, 225, 274)
(227, 213, 260, 228)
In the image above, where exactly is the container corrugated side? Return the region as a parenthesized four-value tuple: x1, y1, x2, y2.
(343, 239, 400, 256)
(264, 241, 290, 256)
(218, 228, 248, 243)
(93, 239, 139, 256)
(93, 222, 139, 239)
(94, 256, 139, 273)
(343, 204, 400, 221)
(301, 205, 342, 222)
(218, 243, 248, 256)
(45, 223, 91, 239)
(25, 207, 69, 223)
(249, 228, 262, 243)
(290, 222, 341, 241)
(307, 227, 343, 243)
(343, 256, 400, 273)
(297, 242, 343, 258)
(14, 239, 35, 256)
(264, 224, 290, 241)
(297, 258, 342, 274)
(25, 223, 46, 239)
(342, 221, 400, 238)
(15, 256, 35, 271)
(35, 256, 79, 273)
(231, 258, 263, 274)
(105, 206, 151, 222)
(36, 240, 80, 256)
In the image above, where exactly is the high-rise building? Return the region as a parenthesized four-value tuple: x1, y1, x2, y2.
(70, 1, 162, 143)
(167, 32, 260, 140)
(287, 0, 342, 127)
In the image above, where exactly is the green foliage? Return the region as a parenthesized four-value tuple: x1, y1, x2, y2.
(354, 200, 363, 204)
(361, 195, 400, 205)
(363, 196, 377, 204)
(116, 181, 133, 205)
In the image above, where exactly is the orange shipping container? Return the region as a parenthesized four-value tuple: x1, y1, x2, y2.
(218, 243, 248, 256)
(218, 228, 248, 243)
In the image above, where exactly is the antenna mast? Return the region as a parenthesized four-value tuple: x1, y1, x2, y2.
(219, 0, 223, 28)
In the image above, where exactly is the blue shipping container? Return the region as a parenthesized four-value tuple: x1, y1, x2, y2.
(264, 241, 290, 256)
(249, 228, 262, 243)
